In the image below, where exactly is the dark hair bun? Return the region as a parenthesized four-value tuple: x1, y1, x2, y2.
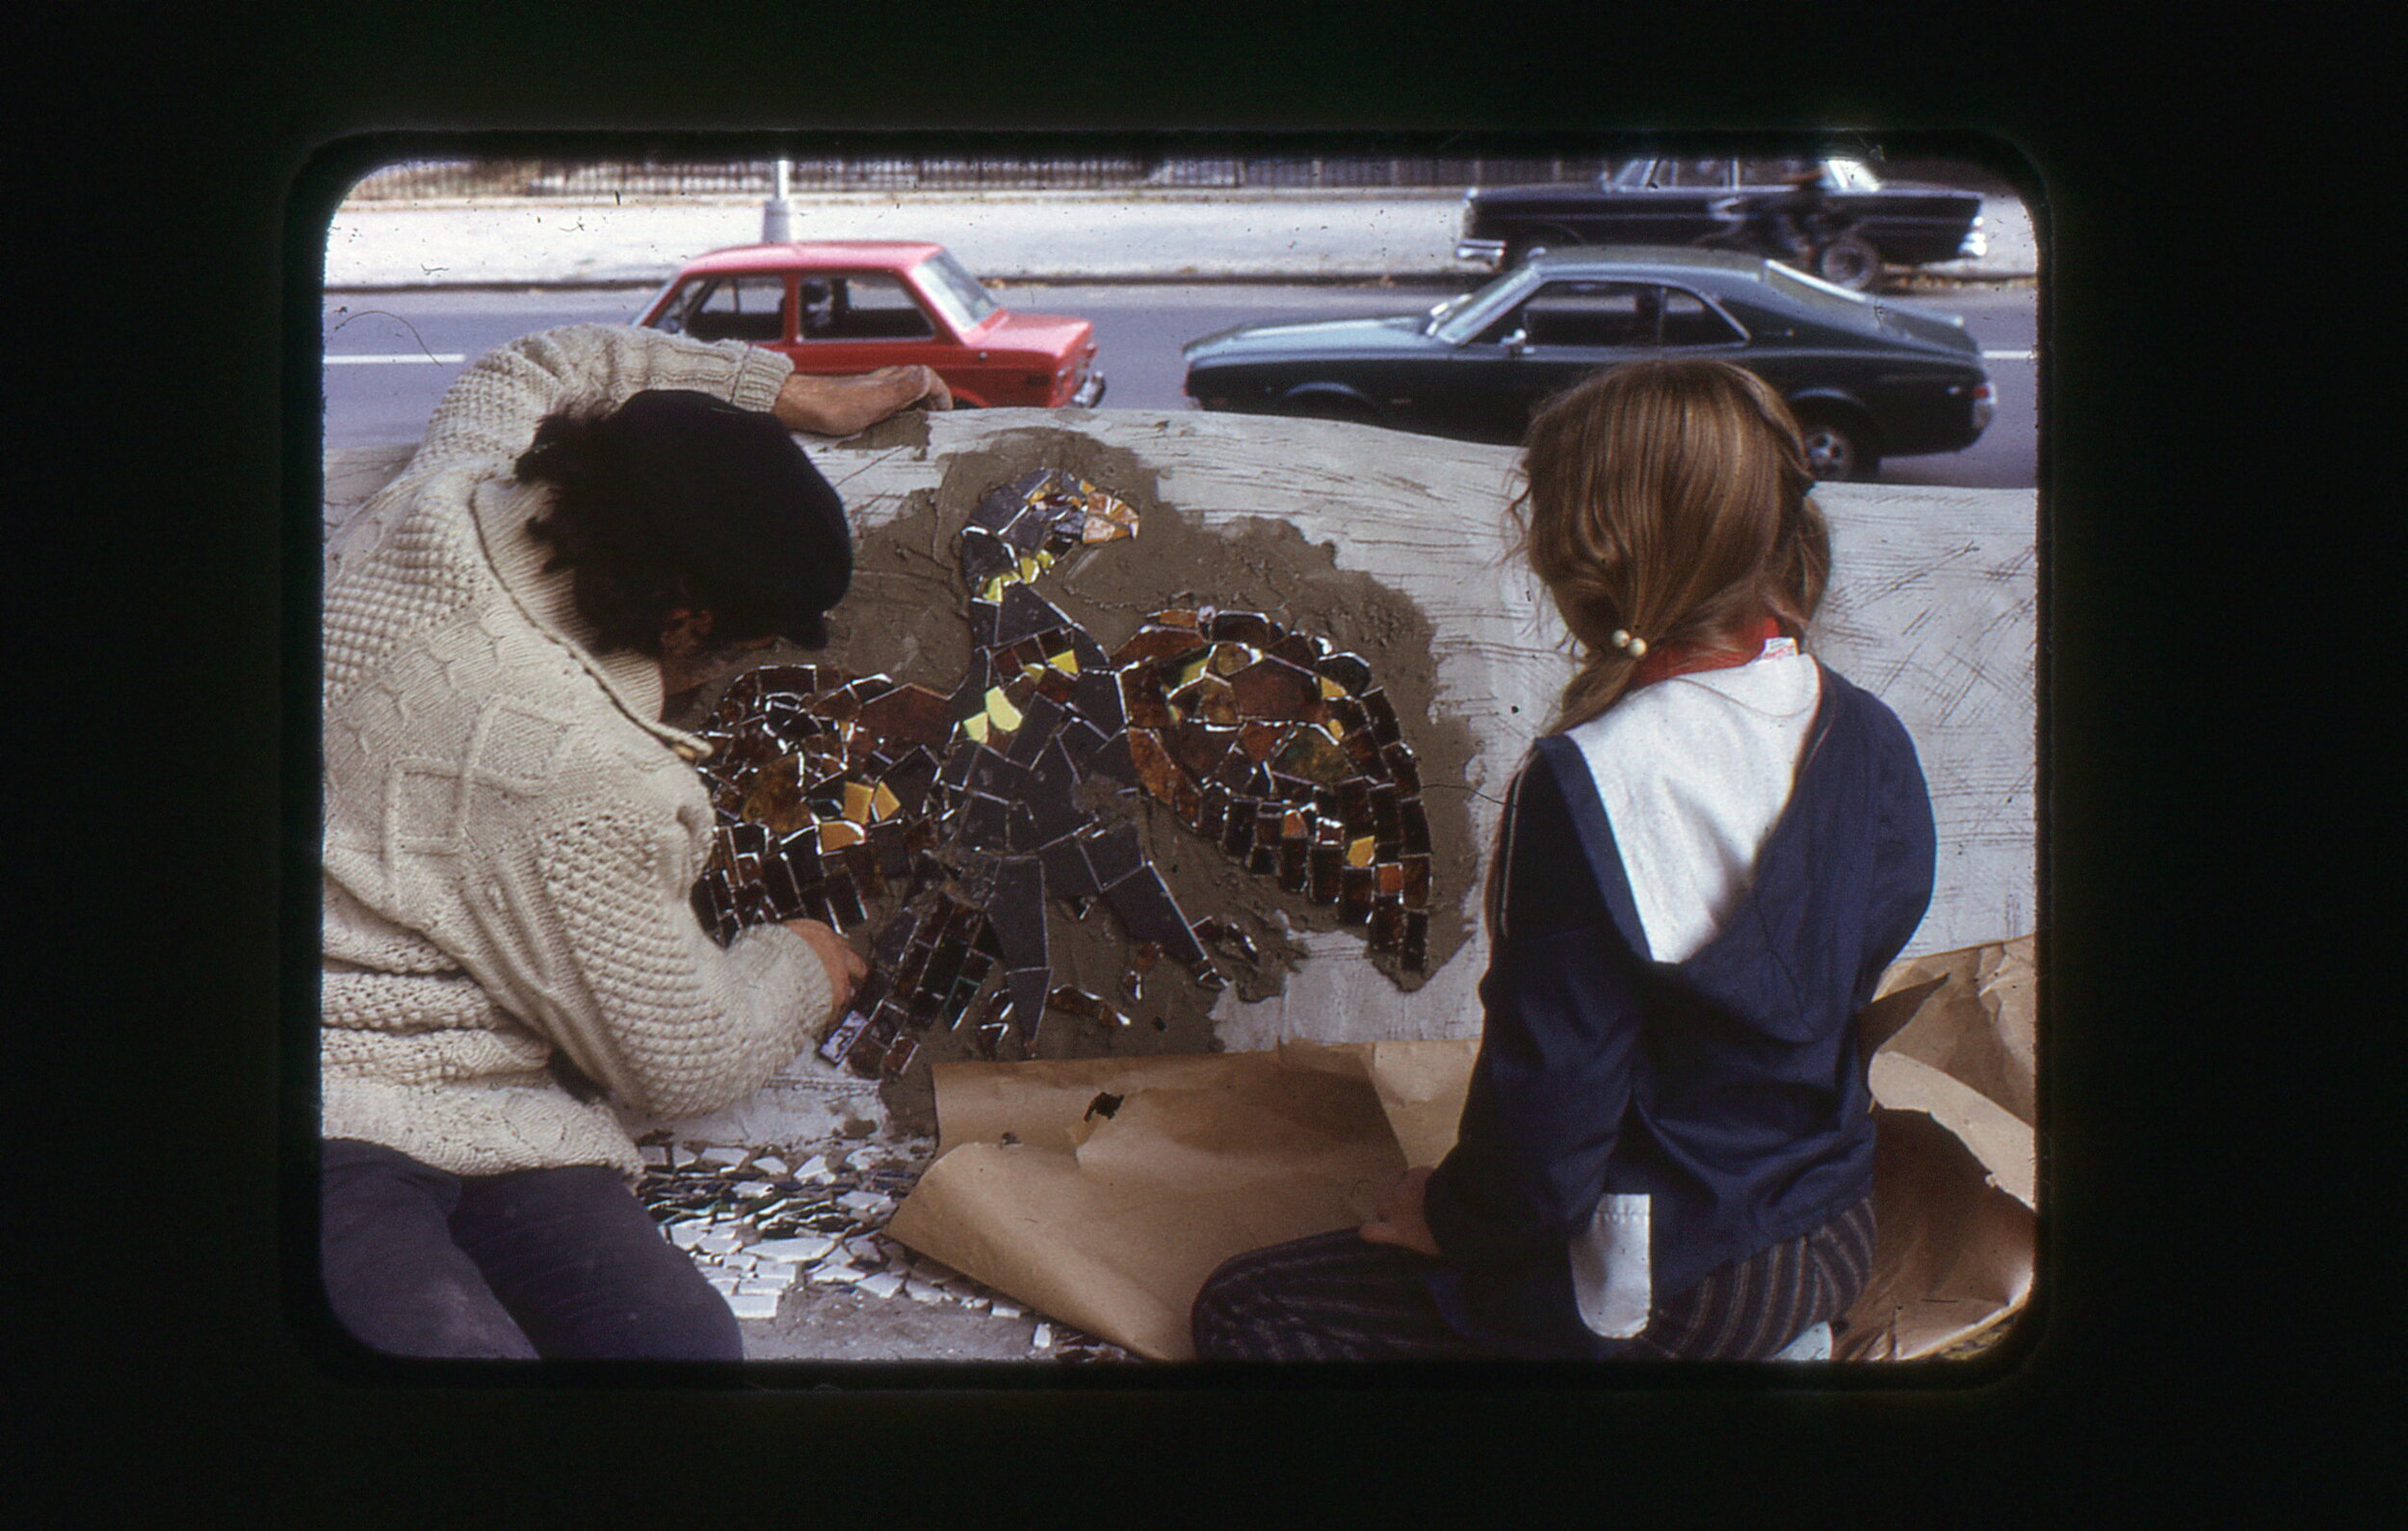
(517, 389, 851, 653)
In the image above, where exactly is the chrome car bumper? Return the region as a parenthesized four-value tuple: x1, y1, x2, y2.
(1072, 373, 1107, 409)
(1454, 238, 1506, 265)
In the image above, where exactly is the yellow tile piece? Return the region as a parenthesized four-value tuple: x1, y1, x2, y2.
(870, 781, 901, 821)
(843, 780, 875, 823)
(1348, 836, 1376, 868)
(962, 713, 990, 744)
(982, 573, 1010, 603)
(1320, 676, 1346, 699)
(818, 820, 864, 852)
(1049, 649, 1079, 674)
(1018, 555, 1042, 584)
(984, 686, 1024, 732)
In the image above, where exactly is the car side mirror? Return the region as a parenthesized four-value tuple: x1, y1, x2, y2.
(1503, 329, 1530, 355)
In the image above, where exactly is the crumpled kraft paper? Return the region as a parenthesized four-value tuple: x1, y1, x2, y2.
(885, 937, 2037, 1362)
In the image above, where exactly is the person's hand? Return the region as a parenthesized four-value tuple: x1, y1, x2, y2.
(781, 917, 868, 1023)
(889, 363, 953, 412)
(1359, 1166, 1441, 1256)
(772, 365, 952, 436)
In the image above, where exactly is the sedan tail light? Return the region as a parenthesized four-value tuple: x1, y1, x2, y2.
(1971, 381, 1996, 430)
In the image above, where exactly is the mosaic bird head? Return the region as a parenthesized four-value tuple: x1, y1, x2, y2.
(957, 468, 1139, 607)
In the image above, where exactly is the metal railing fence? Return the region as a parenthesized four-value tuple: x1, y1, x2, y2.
(344, 155, 1619, 200)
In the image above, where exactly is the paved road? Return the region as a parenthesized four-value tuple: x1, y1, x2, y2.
(321, 282, 2036, 488)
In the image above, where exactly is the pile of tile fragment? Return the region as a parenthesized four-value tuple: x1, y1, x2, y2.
(635, 1132, 1133, 1361)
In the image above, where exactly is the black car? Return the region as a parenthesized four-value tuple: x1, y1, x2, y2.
(1181, 248, 1993, 481)
(1455, 156, 1986, 291)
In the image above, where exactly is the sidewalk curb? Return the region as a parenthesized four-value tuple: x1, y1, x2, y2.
(322, 268, 2037, 296)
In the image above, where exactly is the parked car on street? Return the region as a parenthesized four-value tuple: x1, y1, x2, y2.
(1454, 156, 1986, 291)
(1181, 247, 1993, 480)
(637, 241, 1105, 409)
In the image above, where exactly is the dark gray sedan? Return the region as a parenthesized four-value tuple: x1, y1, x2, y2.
(1181, 248, 1994, 480)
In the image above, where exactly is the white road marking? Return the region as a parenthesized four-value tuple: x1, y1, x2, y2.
(324, 353, 467, 365)
(1981, 349, 2034, 360)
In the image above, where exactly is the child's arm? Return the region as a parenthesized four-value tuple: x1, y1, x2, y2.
(1420, 752, 1647, 1268)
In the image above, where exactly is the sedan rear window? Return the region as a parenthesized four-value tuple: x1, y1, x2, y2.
(1763, 264, 1879, 322)
(1660, 288, 1746, 347)
(658, 275, 790, 342)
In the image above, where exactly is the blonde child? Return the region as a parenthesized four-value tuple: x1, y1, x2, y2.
(1191, 357, 1935, 1360)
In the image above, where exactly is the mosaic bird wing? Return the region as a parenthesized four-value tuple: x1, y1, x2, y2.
(1112, 607, 1434, 972)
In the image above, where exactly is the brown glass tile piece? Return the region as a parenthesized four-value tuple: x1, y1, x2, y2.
(1157, 720, 1229, 783)
(1118, 668, 1175, 729)
(853, 684, 956, 750)
(1340, 865, 1375, 925)
(1228, 658, 1322, 723)
(1221, 800, 1256, 858)
(1314, 650, 1374, 693)
(1309, 843, 1343, 904)
(1125, 727, 1188, 806)
(1273, 726, 1348, 786)
(1195, 782, 1229, 841)
(1236, 721, 1286, 764)
(1368, 897, 1405, 954)
(1359, 688, 1402, 746)
(1112, 625, 1210, 669)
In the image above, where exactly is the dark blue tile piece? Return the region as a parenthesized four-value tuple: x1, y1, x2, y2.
(1040, 837, 1101, 900)
(1099, 866, 1209, 967)
(1081, 820, 1146, 888)
(1070, 668, 1125, 731)
(987, 857, 1050, 969)
(1086, 730, 1139, 788)
(1008, 690, 1063, 767)
(994, 580, 1075, 648)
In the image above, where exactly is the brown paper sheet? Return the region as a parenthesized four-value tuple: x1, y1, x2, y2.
(886, 937, 2036, 1362)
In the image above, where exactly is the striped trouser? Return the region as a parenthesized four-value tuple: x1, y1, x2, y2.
(1190, 1195, 1875, 1362)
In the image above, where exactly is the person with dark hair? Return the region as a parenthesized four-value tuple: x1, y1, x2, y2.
(319, 326, 946, 1361)
(1191, 357, 1934, 1361)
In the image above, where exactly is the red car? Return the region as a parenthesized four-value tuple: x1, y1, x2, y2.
(636, 241, 1104, 409)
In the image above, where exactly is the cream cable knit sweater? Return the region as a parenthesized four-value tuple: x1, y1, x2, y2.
(321, 325, 832, 1182)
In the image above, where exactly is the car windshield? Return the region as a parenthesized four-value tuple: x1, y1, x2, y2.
(1824, 158, 1883, 192)
(1428, 266, 1545, 343)
(1605, 160, 1653, 189)
(914, 251, 1002, 333)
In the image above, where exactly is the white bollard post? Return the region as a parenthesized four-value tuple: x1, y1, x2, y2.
(762, 158, 794, 243)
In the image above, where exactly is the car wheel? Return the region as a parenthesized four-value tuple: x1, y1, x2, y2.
(1793, 408, 1880, 482)
(1814, 234, 1883, 292)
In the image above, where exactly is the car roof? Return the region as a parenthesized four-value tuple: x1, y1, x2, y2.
(1518, 245, 1774, 283)
(672, 240, 948, 276)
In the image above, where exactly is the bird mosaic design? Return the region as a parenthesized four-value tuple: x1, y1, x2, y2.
(688, 470, 1434, 1080)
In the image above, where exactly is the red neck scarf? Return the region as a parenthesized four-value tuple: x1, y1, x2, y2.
(1627, 615, 1787, 691)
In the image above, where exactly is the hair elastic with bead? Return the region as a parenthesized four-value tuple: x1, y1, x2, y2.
(1610, 629, 1649, 659)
